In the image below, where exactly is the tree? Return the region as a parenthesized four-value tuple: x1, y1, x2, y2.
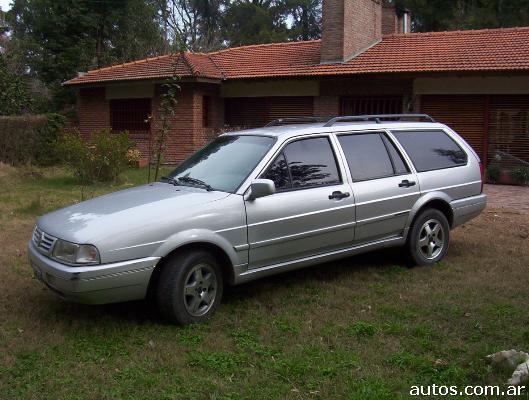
(283, 0, 321, 41)
(7, 0, 165, 111)
(0, 55, 31, 115)
(223, 0, 288, 47)
(158, 0, 225, 52)
(394, 0, 529, 32)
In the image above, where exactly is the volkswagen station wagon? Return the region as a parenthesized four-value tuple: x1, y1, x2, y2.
(29, 114, 487, 325)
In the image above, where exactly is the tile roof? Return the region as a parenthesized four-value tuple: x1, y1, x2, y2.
(64, 26, 529, 86)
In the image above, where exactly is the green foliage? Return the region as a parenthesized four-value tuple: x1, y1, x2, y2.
(7, 0, 164, 111)
(0, 113, 65, 165)
(347, 321, 378, 337)
(57, 130, 135, 183)
(395, 0, 529, 32)
(511, 167, 529, 185)
(0, 55, 31, 115)
(486, 164, 501, 183)
(222, 1, 288, 47)
(283, 0, 322, 41)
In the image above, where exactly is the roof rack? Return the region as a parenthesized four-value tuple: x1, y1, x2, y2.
(265, 116, 330, 127)
(323, 114, 436, 127)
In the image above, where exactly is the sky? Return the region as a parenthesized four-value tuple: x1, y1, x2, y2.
(0, 0, 11, 12)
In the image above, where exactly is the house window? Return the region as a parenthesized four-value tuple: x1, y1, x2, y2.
(341, 96, 403, 116)
(203, 96, 211, 128)
(110, 98, 151, 134)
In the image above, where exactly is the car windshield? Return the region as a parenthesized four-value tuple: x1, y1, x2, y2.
(166, 135, 276, 193)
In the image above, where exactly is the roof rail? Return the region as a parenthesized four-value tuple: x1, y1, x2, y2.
(323, 114, 436, 127)
(265, 116, 330, 127)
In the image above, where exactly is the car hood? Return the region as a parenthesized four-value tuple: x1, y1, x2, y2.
(37, 182, 230, 244)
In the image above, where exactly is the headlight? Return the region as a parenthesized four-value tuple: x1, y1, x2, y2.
(52, 240, 100, 265)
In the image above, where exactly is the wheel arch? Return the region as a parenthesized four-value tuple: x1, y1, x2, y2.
(147, 230, 240, 300)
(405, 192, 454, 239)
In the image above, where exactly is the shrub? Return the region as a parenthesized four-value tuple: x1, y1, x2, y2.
(57, 130, 135, 183)
(486, 164, 501, 183)
(511, 167, 529, 186)
(0, 113, 65, 166)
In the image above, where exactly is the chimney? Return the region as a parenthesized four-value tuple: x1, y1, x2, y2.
(382, 3, 411, 34)
(320, 0, 382, 64)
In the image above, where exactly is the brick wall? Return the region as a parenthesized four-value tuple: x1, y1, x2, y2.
(321, 0, 382, 63)
(382, 4, 398, 35)
(313, 96, 340, 116)
(76, 82, 224, 165)
(148, 83, 224, 164)
(77, 87, 110, 137)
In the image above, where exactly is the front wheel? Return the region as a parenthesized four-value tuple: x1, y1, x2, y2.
(406, 209, 450, 266)
(156, 250, 223, 325)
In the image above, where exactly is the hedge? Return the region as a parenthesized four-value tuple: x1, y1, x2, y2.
(0, 114, 65, 166)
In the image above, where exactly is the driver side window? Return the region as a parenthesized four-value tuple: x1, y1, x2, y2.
(261, 136, 341, 191)
(263, 152, 291, 191)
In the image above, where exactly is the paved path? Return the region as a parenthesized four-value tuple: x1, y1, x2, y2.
(484, 184, 529, 213)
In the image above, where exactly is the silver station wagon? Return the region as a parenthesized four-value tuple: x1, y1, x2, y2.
(29, 114, 487, 325)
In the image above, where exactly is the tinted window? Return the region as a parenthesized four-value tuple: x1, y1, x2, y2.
(392, 130, 467, 172)
(168, 135, 275, 192)
(382, 134, 409, 175)
(262, 152, 291, 190)
(338, 133, 394, 181)
(283, 137, 341, 188)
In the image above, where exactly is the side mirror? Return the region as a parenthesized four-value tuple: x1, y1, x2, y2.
(246, 179, 275, 201)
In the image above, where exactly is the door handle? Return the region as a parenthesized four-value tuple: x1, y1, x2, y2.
(329, 191, 350, 200)
(399, 179, 416, 188)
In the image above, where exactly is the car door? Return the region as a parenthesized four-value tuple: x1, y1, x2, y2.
(336, 130, 420, 243)
(244, 135, 356, 270)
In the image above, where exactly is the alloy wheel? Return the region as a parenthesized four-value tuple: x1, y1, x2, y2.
(417, 218, 445, 260)
(183, 263, 218, 317)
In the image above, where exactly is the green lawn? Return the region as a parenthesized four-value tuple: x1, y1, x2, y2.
(0, 164, 528, 399)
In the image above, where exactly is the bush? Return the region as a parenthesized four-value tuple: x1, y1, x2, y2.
(486, 164, 501, 183)
(511, 167, 529, 186)
(57, 130, 136, 183)
(0, 113, 65, 166)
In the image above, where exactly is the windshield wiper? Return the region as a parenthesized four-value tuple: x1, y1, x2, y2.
(177, 176, 213, 191)
(160, 176, 179, 186)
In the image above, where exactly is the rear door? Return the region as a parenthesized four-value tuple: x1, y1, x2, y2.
(245, 135, 356, 269)
(336, 130, 420, 243)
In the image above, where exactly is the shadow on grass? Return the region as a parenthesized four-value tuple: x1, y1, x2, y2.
(223, 247, 408, 304)
(31, 247, 408, 326)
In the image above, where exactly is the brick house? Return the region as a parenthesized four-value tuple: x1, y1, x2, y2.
(64, 0, 529, 171)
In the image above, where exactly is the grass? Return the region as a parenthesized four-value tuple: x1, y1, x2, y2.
(1, 164, 529, 399)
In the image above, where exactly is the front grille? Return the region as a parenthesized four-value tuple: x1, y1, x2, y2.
(33, 226, 57, 253)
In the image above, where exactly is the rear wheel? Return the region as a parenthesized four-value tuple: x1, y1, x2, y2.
(156, 250, 223, 325)
(407, 209, 450, 266)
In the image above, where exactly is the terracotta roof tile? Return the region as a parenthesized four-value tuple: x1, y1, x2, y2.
(64, 26, 529, 86)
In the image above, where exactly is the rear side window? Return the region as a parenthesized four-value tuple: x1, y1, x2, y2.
(338, 132, 408, 181)
(392, 130, 467, 172)
(262, 137, 341, 190)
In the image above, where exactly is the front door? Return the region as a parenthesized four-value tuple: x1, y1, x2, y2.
(336, 131, 420, 243)
(245, 136, 356, 269)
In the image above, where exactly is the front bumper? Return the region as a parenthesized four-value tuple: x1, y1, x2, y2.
(28, 241, 160, 304)
(451, 193, 487, 228)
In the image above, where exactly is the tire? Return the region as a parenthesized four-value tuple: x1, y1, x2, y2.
(156, 250, 223, 325)
(406, 208, 450, 266)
